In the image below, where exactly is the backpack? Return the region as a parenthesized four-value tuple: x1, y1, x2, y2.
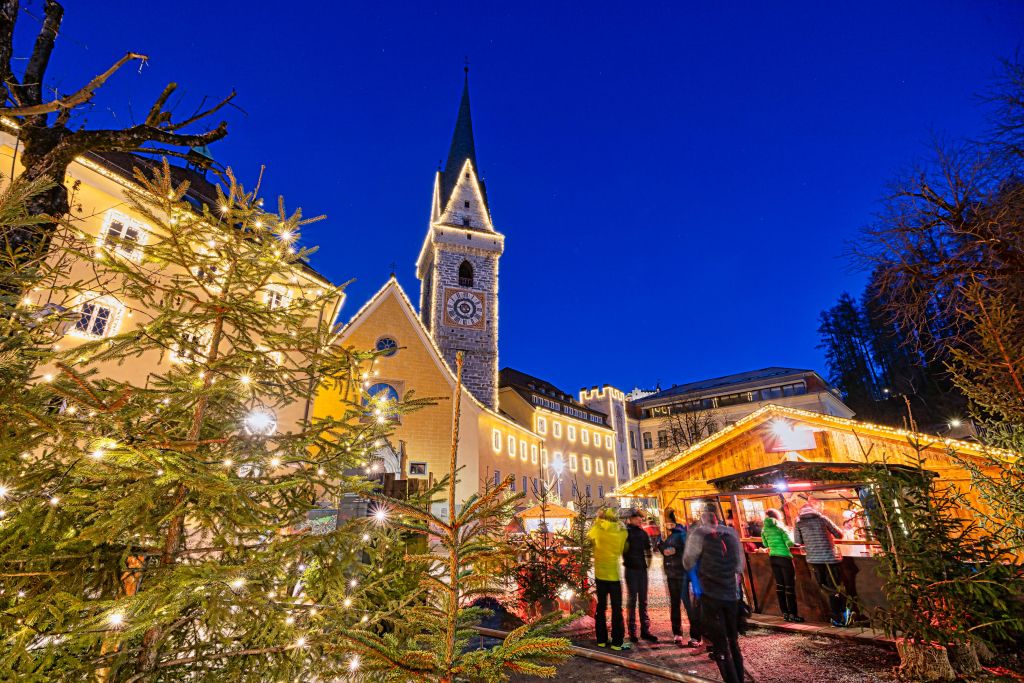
(698, 528, 740, 600)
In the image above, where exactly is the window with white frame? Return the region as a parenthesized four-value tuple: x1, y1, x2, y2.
(541, 448, 548, 468)
(536, 415, 547, 434)
(581, 429, 589, 445)
(583, 456, 591, 474)
(99, 211, 147, 261)
(608, 460, 615, 477)
(519, 439, 528, 461)
(71, 294, 124, 339)
(531, 444, 538, 464)
(606, 435, 613, 449)
(492, 429, 502, 453)
(508, 435, 516, 457)
(595, 458, 604, 475)
(569, 454, 578, 472)
(567, 425, 576, 441)
(552, 422, 562, 438)
(171, 327, 211, 364)
(264, 285, 289, 310)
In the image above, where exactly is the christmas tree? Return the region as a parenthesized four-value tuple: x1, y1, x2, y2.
(347, 353, 574, 682)
(0, 162, 429, 681)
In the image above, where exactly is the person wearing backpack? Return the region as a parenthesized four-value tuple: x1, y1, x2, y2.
(793, 498, 848, 626)
(684, 505, 745, 683)
(761, 508, 804, 623)
(660, 510, 701, 647)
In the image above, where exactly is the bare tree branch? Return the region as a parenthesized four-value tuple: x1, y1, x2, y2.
(20, 0, 62, 106)
(1, 51, 147, 116)
(0, 0, 19, 103)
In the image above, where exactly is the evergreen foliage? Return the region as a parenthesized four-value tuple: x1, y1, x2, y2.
(348, 354, 573, 682)
(0, 163, 428, 681)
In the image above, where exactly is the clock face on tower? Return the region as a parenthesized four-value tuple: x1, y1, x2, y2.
(444, 288, 486, 328)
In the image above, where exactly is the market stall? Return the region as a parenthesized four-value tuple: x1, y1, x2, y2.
(677, 461, 932, 622)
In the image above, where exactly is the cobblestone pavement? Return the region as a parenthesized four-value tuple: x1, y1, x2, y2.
(514, 561, 900, 682)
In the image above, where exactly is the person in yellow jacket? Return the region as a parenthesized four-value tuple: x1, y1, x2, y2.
(587, 507, 631, 650)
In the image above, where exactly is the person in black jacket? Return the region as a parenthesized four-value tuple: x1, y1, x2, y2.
(660, 510, 701, 647)
(623, 509, 658, 643)
(684, 506, 745, 683)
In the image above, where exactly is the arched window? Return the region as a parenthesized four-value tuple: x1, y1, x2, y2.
(364, 383, 400, 421)
(458, 260, 474, 287)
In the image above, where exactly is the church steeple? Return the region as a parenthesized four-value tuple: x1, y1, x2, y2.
(417, 67, 504, 410)
(441, 69, 478, 206)
(434, 68, 491, 228)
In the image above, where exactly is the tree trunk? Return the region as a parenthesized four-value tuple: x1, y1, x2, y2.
(895, 638, 956, 681)
(947, 640, 982, 677)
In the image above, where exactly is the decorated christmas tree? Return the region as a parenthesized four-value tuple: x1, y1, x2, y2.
(348, 353, 574, 682)
(0, 163, 429, 681)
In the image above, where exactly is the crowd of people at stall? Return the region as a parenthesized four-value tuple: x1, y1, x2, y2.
(587, 498, 856, 683)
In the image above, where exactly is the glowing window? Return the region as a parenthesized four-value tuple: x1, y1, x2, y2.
(536, 416, 547, 434)
(606, 435, 613, 449)
(71, 294, 124, 339)
(531, 444, 538, 464)
(99, 211, 147, 262)
(552, 422, 562, 438)
(582, 456, 591, 474)
(595, 458, 604, 475)
(567, 425, 576, 441)
(520, 439, 528, 461)
(608, 460, 615, 477)
(264, 285, 289, 310)
(541, 448, 548, 467)
(508, 436, 516, 457)
(569, 454, 578, 472)
(492, 429, 501, 453)
(581, 429, 589, 445)
(170, 327, 210, 364)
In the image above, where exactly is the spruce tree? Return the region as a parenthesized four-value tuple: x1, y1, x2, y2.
(0, 162, 426, 681)
(348, 353, 573, 682)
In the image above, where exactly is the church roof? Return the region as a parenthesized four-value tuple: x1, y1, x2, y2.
(439, 70, 489, 214)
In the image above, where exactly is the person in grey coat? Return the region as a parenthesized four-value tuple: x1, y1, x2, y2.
(793, 498, 848, 626)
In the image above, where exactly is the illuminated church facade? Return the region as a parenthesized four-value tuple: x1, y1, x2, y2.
(310, 73, 854, 512)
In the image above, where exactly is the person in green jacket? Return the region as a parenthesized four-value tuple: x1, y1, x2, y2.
(587, 507, 630, 650)
(761, 509, 804, 622)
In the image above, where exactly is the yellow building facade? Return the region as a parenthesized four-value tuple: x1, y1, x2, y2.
(311, 278, 545, 510)
(1, 127, 341, 434)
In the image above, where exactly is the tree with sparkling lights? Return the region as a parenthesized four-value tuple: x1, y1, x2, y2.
(346, 353, 574, 682)
(0, 162, 431, 681)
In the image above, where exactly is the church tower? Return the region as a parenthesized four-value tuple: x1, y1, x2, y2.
(416, 69, 503, 409)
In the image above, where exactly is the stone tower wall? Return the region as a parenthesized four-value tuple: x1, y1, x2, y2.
(428, 242, 499, 409)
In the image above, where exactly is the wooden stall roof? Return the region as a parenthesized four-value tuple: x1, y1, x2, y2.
(615, 404, 1015, 498)
(518, 502, 576, 520)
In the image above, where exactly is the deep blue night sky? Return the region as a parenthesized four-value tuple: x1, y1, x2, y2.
(28, 1, 1024, 393)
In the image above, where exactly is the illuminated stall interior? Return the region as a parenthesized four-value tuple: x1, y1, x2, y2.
(615, 404, 1014, 622)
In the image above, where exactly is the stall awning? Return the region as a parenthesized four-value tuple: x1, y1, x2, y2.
(707, 460, 936, 495)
